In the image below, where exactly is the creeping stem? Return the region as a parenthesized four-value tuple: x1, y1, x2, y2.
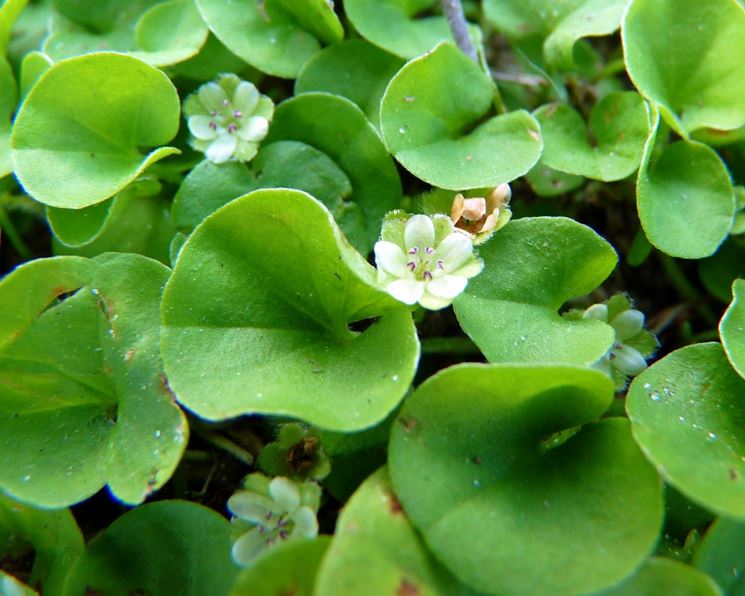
(441, 0, 478, 63)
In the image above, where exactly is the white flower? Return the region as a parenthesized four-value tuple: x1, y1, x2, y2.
(374, 214, 483, 310)
(584, 303, 648, 378)
(183, 74, 274, 164)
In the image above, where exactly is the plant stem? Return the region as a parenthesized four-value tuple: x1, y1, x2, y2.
(195, 429, 254, 466)
(0, 204, 31, 259)
(421, 336, 481, 355)
(441, 0, 478, 62)
(657, 253, 717, 327)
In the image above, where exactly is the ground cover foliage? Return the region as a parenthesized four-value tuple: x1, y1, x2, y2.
(1, 0, 745, 594)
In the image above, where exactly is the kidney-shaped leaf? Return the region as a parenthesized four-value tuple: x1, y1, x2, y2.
(316, 468, 477, 595)
(0, 254, 187, 508)
(454, 217, 617, 365)
(345, 0, 480, 59)
(720, 279, 745, 380)
(636, 107, 735, 259)
(622, 0, 745, 134)
(64, 500, 238, 596)
(534, 92, 649, 181)
(381, 42, 542, 190)
(161, 189, 419, 432)
(600, 558, 721, 596)
(694, 518, 745, 595)
(196, 0, 342, 78)
(627, 343, 745, 519)
(11, 52, 180, 209)
(389, 364, 663, 595)
(0, 494, 83, 595)
(266, 92, 402, 252)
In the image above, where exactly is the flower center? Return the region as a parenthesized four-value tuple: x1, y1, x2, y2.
(256, 510, 292, 546)
(406, 246, 444, 281)
(207, 98, 244, 134)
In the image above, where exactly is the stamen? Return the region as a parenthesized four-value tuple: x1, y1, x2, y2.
(408, 247, 418, 255)
(407, 262, 416, 271)
(279, 530, 289, 540)
(222, 99, 230, 106)
(423, 270, 433, 281)
(266, 511, 273, 521)
(209, 121, 217, 131)
(227, 123, 237, 133)
(425, 246, 434, 254)
(437, 260, 444, 269)
(210, 110, 217, 117)
(233, 110, 243, 118)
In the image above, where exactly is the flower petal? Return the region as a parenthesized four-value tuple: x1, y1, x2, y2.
(290, 507, 319, 539)
(188, 115, 218, 140)
(238, 115, 269, 142)
(269, 477, 301, 511)
(374, 241, 409, 278)
(198, 82, 228, 111)
(419, 291, 454, 311)
(228, 492, 275, 523)
(386, 279, 425, 305)
(206, 133, 238, 164)
(611, 344, 647, 376)
(610, 309, 645, 342)
(426, 274, 468, 299)
(231, 529, 267, 566)
(404, 214, 435, 250)
(435, 232, 474, 272)
(233, 81, 260, 114)
(452, 257, 483, 279)
(583, 304, 608, 322)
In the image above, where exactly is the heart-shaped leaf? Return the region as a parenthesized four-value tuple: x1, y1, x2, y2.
(11, 53, 180, 209)
(295, 39, 404, 128)
(195, 0, 342, 78)
(720, 278, 745, 380)
(693, 518, 745, 595)
(534, 92, 649, 181)
(46, 200, 114, 247)
(64, 500, 239, 595)
(161, 189, 419, 432)
(627, 343, 745, 519)
(344, 0, 480, 59)
(454, 217, 617, 365)
(381, 42, 542, 190)
(622, 0, 745, 134)
(231, 537, 331, 596)
(389, 364, 663, 595)
(316, 468, 477, 595)
(0, 494, 83, 595)
(265, 92, 402, 252)
(0, 254, 188, 508)
(636, 108, 736, 259)
(600, 558, 721, 596)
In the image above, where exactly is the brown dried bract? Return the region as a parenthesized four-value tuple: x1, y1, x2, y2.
(450, 183, 511, 237)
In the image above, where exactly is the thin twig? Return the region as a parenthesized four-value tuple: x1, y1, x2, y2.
(195, 428, 255, 466)
(440, 0, 478, 62)
(491, 70, 548, 87)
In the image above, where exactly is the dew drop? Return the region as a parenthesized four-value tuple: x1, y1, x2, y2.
(643, 383, 651, 391)
(392, 374, 399, 382)
(398, 127, 406, 134)
(707, 432, 717, 442)
(21, 475, 30, 483)
(519, 335, 527, 341)
(472, 479, 480, 488)
(91, 288, 99, 295)
(650, 391, 660, 401)
(154, 430, 161, 438)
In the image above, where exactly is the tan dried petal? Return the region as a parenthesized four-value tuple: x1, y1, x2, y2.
(461, 197, 487, 221)
(450, 193, 465, 222)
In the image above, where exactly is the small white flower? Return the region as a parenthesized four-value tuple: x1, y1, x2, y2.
(584, 303, 649, 378)
(374, 214, 483, 310)
(183, 75, 274, 164)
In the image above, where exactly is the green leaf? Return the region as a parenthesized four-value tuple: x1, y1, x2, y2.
(50, 0, 159, 34)
(0, 254, 188, 507)
(525, 160, 584, 197)
(389, 364, 663, 595)
(720, 278, 745, 379)
(171, 33, 247, 82)
(0, 572, 36, 596)
(381, 42, 542, 190)
(636, 108, 735, 259)
(344, 0, 480, 59)
(544, 0, 628, 70)
(18, 51, 52, 100)
(11, 53, 180, 209)
(454, 217, 617, 365)
(64, 500, 239, 595)
(161, 189, 419, 432)
(53, 190, 175, 264)
(0, 56, 16, 179)
(46, 200, 114, 247)
(316, 468, 476, 595)
(231, 537, 331, 596)
(0, 0, 28, 54)
(0, 494, 83, 594)
(483, 0, 582, 39)
(599, 558, 721, 596)
(295, 39, 404, 128)
(694, 518, 745, 595)
(699, 240, 745, 303)
(129, 0, 209, 67)
(195, 0, 342, 78)
(627, 343, 745, 519)
(622, 0, 745, 134)
(265, 92, 402, 252)
(534, 92, 649, 181)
